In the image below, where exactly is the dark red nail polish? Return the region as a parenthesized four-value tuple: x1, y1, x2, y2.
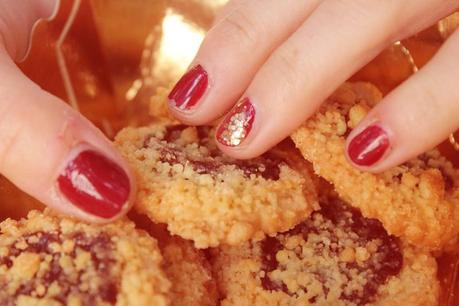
(348, 125, 390, 166)
(168, 65, 208, 110)
(58, 150, 130, 218)
(216, 98, 255, 147)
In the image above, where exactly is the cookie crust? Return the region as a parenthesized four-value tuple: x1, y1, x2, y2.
(0, 210, 170, 306)
(213, 197, 439, 306)
(115, 124, 318, 248)
(291, 82, 459, 250)
(128, 212, 219, 306)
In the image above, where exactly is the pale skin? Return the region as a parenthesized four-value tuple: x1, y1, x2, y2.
(1, 0, 459, 221)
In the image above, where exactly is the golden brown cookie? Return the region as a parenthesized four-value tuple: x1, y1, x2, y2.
(0, 210, 170, 306)
(115, 124, 318, 248)
(291, 82, 459, 250)
(162, 238, 218, 306)
(129, 212, 219, 306)
(213, 195, 439, 306)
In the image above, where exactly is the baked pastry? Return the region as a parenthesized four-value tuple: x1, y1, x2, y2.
(161, 238, 218, 306)
(115, 124, 318, 248)
(213, 195, 439, 306)
(0, 210, 170, 306)
(291, 82, 459, 250)
(128, 212, 219, 306)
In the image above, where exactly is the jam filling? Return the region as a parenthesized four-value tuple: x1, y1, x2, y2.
(144, 125, 282, 180)
(260, 198, 403, 305)
(0, 231, 118, 305)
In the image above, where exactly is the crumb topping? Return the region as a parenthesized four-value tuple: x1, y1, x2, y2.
(291, 82, 459, 250)
(115, 124, 318, 248)
(260, 198, 402, 305)
(127, 212, 219, 306)
(0, 211, 170, 306)
(213, 194, 439, 306)
(144, 125, 282, 180)
(0, 231, 117, 305)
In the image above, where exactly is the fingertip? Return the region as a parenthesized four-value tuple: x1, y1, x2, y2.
(344, 122, 393, 173)
(49, 147, 136, 223)
(49, 117, 137, 223)
(166, 63, 228, 126)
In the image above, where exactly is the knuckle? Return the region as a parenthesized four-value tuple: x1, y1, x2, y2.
(270, 47, 304, 89)
(219, 9, 260, 47)
(328, 0, 397, 16)
(409, 76, 444, 118)
(322, 0, 404, 46)
(325, 0, 400, 30)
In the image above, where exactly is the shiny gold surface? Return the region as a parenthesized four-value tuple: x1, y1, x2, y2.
(5, 1, 459, 304)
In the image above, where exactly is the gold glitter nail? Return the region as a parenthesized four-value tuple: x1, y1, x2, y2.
(217, 99, 255, 147)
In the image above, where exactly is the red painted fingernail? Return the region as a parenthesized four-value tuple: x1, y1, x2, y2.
(216, 98, 255, 147)
(168, 65, 208, 110)
(58, 150, 131, 219)
(348, 125, 390, 166)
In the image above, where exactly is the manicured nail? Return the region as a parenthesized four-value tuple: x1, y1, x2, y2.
(58, 150, 131, 219)
(168, 64, 208, 110)
(348, 124, 390, 166)
(216, 98, 255, 147)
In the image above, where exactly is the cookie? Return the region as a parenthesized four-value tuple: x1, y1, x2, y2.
(129, 212, 219, 306)
(115, 124, 318, 248)
(291, 82, 459, 250)
(162, 237, 218, 306)
(213, 195, 439, 306)
(0, 210, 170, 306)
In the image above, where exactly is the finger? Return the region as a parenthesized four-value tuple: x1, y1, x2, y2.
(0, 47, 135, 223)
(212, 0, 247, 26)
(214, 0, 459, 158)
(167, 0, 321, 124)
(345, 28, 459, 172)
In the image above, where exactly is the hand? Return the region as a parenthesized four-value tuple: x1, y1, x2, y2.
(168, 0, 459, 172)
(0, 0, 135, 222)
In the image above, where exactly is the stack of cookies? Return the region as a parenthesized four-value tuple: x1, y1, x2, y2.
(0, 82, 456, 305)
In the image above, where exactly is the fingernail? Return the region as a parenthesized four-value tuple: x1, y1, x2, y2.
(216, 98, 255, 147)
(57, 150, 131, 219)
(168, 64, 208, 111)
(347, 124, 390, 166)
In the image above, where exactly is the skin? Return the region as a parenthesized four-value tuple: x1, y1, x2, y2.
(0, 0, 135, 222)
(0, 0, 458, 222)
(169, 0, 459, 173)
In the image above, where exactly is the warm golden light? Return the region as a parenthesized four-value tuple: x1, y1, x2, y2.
(201, 0, 229, 10)
(153, 9, 206, 82)
(438, 12, 459, 39)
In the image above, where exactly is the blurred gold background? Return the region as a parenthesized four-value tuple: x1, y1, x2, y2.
(0, 1, 458, 304)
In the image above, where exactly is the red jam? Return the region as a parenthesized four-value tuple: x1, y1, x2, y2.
(261, 198, 403, 305)
(146, 125, 283, 180)
(0, 231, 118, 305)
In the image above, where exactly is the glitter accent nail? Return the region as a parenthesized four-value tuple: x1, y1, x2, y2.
(216, 98, 255, 147)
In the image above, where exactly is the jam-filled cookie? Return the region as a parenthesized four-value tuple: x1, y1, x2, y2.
(162, 237, 218, 306)
(129, 212, 219, 306)
(213, 195, 439, 306)
(115, 124, 318, 248)
(0, 210, 170, 306)
(291, 82, 459, 250)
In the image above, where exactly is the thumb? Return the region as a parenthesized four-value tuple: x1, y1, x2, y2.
(0, 12, 135, 222)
